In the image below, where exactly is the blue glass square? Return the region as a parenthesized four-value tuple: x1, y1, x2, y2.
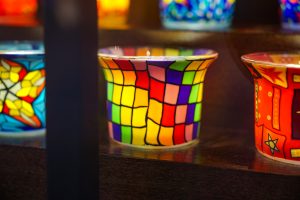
(113, 123, 121, 141)
(193, 122, 200, 139)
(177, 85, 191, 104)
(186, 104, 196, 124)
(167, 69, 183, 84)
(106, 101, 112, 121)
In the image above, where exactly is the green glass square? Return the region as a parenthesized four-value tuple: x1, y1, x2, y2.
(189, 84, 199, 104)
(121, 126, 132, 144)
(182, 71, 196, 85)
(107, 82, 113, 101)
(180, 49, 194, 56)
(112, 104, 121, 124)
(169, 61, 191, 71)
(194, 103, 202, 122)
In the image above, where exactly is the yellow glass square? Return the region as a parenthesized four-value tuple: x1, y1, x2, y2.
(103, 69, 113, 82)
(111, 70, 123, 84)
(148, 99, 162, 124)
(134, 88, 148, 107)
(193, 70, 206, 84)
(165, 48, 179, 56)
(132, 107, 147, 127)
(159, 126, 173, 146)
(112, 84, 122, 105)
(145, 119, 160, 145)
(197, 83, 204, 102)
(186, 61, 203, 71)
(98, 57, 108, 68)
(132, 127, 146, 145)
(121, 86, 135, 107)
(123, 71, 136, 85)
(121, 106, 132, 126)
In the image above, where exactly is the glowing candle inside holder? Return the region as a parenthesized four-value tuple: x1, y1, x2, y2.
(97, 0, 130, 29)
(0, 41, 45, 137)
(242, 52, 300, 165)
(99, 47, 218, 148)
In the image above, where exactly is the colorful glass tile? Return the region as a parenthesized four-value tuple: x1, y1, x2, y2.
(279, 0, 300, 30)
(99, 47, 217, 148)
(160, 0, 236, 30)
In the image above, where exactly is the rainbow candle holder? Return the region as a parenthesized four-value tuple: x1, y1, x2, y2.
(242, 52, 300, 165)
(99, 47, 218, 148)
(279, 0, 300, 30)
(159, 0, 236, 31)
(0, 42, 45, 136)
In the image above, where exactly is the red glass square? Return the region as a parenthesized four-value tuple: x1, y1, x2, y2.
(174, 124, 185, 145)
(114, 59, 134, 70)
(150, 78, 165, 102)
(136, 71, 149, 89)
(162, 104, 176, 126)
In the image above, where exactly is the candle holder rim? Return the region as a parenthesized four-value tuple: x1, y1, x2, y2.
(0, 50, 44, 55)
(98, 46, 218, 61)
(241, 51, 300, 69)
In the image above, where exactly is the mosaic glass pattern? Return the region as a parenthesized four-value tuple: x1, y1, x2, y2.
(99, 47, 217, 147)
(0, 50, 45, 134)
(279, 0, 300, 30)
(160, 0, 236, 30)
(242, 52, 300, 164)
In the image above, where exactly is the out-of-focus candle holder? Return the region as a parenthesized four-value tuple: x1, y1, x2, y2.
(0, 0, 38, 26)
(97, 0, 130, 29)
(279, 0, 300, 30)
(159, 0, 236, 31)
(0, 41, 45, 136)
(242, 52, 300, 165)
(99, 47, 218, 148)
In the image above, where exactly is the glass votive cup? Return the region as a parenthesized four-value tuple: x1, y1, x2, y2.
(0, 41, 45, 136)
(242, 52, 300, 165)
(99, 47, 218, 148)
(97, 0, 130, 29)
(159, 0, 236, 31)
(279, 0, 300, 31)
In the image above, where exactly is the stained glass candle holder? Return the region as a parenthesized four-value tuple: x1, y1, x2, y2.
(279, 0, 300, 30)
(97, 0, 130, 29)
(242, 52, 300, 165)
(0, 42, 45, 136)
(99, 47, 218, 148)
(159, 0, 236, 30)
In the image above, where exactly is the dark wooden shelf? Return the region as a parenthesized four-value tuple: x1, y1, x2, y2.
(1, 27, 300, 199)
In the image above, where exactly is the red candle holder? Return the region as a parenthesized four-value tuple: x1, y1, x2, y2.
(242, 52, 300, 165)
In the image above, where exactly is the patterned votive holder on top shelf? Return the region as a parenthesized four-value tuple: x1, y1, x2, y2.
(242, 52, 300, 165)
(279, 0, 300, 30)
(0, 41, 45, 136)
(159, 0, 236, 31)
(97, 0, 130, 29)
(99, 47, 218, 148)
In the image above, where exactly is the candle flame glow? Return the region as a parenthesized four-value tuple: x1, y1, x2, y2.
(146, 50, 151, 57)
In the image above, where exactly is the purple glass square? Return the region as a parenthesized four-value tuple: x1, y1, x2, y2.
(193, 122, 200, 139)
(113, 123, 121, 141)
(106, 101, 112, 121)
(186, 104, 196, 124)
(167, 69, 183, 84)
(178, 85, 192, 104)
(147, 61, 174, 68)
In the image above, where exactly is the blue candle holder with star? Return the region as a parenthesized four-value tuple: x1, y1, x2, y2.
(159, 0, 236, 31)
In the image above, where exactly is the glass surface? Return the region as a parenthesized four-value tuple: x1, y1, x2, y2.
(0, 42, 45, 136)
(99, 47, 218, 148)
(279, 0, 300, 30)
(159, 0, 236, 30)
(242, 52, 300, 165)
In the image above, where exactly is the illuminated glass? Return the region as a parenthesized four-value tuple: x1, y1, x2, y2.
(160, 0, 236, 30)
(279, 0, 300, 30)
(99, 47, 218, 148)
(242, 52, 300, 165)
